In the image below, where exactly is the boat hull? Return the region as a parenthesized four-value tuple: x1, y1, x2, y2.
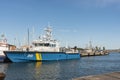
(4, 51, 80, 62)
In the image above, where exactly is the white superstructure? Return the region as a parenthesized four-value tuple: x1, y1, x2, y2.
(32, 26, 60, 52)
(0, 34, 9, 56)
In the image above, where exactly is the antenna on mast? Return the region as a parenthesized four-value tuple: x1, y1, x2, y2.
(32, 26, 35, 40)
(48, 22, 50, 27)
(27, 28, 30, 51)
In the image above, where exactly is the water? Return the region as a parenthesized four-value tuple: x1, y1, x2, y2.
(0, 52, 120, 80)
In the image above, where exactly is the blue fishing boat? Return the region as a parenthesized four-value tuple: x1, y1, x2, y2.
(4, 26, 80, 62)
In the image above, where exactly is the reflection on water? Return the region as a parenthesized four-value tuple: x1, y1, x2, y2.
(0, 63, 8, 73)
(1, 52, 120, 80)
(35, 62, 42, 69)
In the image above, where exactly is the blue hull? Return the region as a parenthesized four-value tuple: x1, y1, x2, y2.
(4, 51, 80, 62)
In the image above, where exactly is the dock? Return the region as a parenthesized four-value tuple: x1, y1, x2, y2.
(80, 50, 109, 57)
(0, 73, 5, 80)
(73, 72, 120, 80)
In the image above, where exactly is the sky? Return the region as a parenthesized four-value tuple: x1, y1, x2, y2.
(0, 0, 120, 49)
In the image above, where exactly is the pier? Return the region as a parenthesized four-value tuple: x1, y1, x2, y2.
(0, 73, 5, 80)
(80, 50, 109, 57)
(78, 41, 109, 57)
(73, 72, 120, 80)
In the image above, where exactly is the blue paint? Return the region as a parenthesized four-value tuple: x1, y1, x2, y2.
(4, 51, 80, 62)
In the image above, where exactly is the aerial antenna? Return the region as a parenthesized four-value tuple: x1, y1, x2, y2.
(48, 22, 50, 27)
(89, 41, 92, 49)
(32, 26, 35, 40)
(28, 28, 30, 49)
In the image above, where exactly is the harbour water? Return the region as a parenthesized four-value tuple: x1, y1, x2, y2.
(0, 52, 120, 80)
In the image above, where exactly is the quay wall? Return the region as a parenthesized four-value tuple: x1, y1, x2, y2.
(73, 72, 120, 80)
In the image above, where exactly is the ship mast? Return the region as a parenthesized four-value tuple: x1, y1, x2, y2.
(44, 25, 52, 41)
(27, 28, 30, 50)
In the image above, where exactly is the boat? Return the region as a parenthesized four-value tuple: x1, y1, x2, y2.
(0, 34, 9, 62)
(0, 34, 16, 62)
(4, 26, 80, 62)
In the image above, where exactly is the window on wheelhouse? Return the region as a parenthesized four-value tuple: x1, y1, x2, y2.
(44, 43, 50, 47)
(34, 43, 43, 47)
(50, 44, 56, 47)
(33, 43, 56, 47)
(39, 43, 44, 46)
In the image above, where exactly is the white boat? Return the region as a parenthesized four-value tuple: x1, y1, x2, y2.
(0, 34, 9, 62)
(4, 26, 80, 62)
